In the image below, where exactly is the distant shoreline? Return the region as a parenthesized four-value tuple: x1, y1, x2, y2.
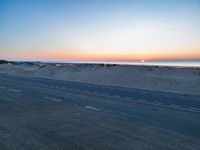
(1, 59, 200, 68)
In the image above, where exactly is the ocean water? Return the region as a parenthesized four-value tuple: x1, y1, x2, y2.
(143, 61, 200, 67)
(68, 60, 200, 67)
(44, 59, 200, 67)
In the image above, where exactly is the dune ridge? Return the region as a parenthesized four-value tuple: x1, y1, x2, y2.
(0, 61, 200, 95)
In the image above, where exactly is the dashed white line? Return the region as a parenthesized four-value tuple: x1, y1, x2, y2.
(0, 86, 6, 89)
(45, 97, 61, 102)
(1, 77, 200, 114)
(190, 107, 200, 111)
(8, 89, 21, 93)
(85, 106, 101, 111)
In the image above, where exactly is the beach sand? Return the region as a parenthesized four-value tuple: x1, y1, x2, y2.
(0, 62, 200, 95)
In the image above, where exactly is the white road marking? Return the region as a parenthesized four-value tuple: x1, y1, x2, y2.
(8, 89, 21, 92)
(99, 95, 200, 113)
(1, 76, 200, 114)
(85, 106, 101, 111)
(0, 86, 6, 89)
(190, 107, 200, 111)
(45, 97, 61, 102)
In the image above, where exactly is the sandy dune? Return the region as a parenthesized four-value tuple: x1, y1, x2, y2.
(0, 62, 200, 95)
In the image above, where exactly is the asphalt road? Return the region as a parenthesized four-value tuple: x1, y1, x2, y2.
(0, 73, 200, 150)
(0, 73, 200, 113)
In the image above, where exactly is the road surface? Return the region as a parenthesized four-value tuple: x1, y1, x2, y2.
(0, 73, 200, 150)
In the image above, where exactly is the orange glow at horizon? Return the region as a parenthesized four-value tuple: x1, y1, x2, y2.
(2, 48, 200, 62)
(1, 0, 200, 62)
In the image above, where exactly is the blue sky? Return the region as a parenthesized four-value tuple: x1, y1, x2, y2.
(0, 0, 200, 61)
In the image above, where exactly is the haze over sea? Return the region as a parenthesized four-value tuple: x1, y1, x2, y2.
(45, 59, 200, 67)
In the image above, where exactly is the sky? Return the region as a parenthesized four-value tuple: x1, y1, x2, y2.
(0, 0, 200, 62)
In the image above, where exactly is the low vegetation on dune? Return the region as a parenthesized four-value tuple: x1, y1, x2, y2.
(0, 60, 200, 94)
(0, 60, 10, 64)
(0, 60, 36, 65)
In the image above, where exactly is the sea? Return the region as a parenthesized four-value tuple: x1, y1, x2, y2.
(64, 59, 200, 67)
(38, 59, 200, 67)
